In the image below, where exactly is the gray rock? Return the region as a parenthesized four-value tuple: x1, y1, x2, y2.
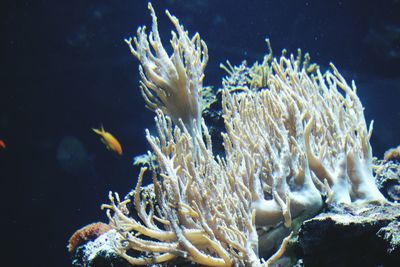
(298, 204, 400, 267)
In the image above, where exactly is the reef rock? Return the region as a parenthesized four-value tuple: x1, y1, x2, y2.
(298, 203, 400, 267)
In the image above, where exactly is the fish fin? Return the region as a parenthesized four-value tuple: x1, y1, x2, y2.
(100, 138, 108, 146)
(92, 128, 102, 135)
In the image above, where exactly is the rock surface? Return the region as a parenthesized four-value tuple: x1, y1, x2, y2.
(298, 204, 400, 267)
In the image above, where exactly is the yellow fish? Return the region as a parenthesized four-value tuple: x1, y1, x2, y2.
(92, 126, 123, 156)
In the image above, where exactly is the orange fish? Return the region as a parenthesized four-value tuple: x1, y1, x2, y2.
(0, 139, 5, 149)
(92, 126, 123, 156)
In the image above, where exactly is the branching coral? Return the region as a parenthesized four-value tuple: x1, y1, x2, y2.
(93, 3, 389, 267)
(222, 75, 323, 229)
(103, 111, 260, 266)
(125, 3, 208, 133)
(266, 57, 385, 205)
(221, 53, 386, 206)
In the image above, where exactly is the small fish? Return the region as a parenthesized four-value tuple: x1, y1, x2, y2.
(92, 126, 123, 156)
(0, 139, 5, 149)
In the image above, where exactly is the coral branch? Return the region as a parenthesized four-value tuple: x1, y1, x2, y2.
(125, 2, 208, 133)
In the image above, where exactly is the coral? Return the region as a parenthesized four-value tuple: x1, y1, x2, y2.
(102, 53, 387, 265)
(68, 222, 111, 253)
(71, 3, 393, 267)
(384, 145, 400, 161)
(220, 41, 317, 93)
(125, 3, 208, 133)
(374, 147, 400, 202)
(103, 113, 260, 266)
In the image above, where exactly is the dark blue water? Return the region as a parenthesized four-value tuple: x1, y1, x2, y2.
(1, 0, 399, 266)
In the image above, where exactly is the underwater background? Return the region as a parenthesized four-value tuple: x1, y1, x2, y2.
(1, 0, 399, 266)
